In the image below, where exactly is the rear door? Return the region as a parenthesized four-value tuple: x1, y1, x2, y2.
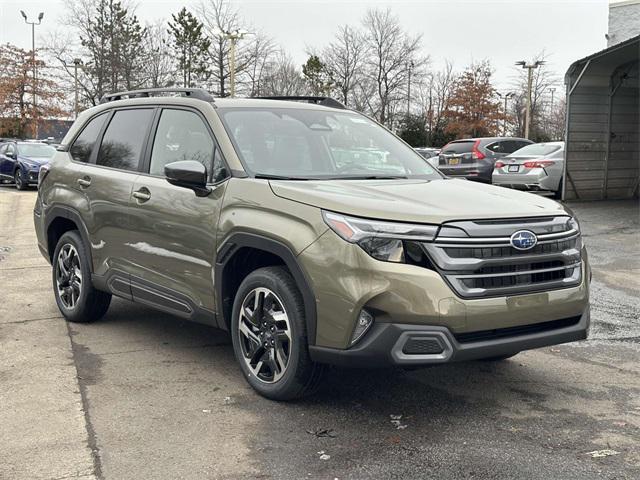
(126, 107, 229, 318)
(81, 107, 155, 290)
(0, 144, 9, 178)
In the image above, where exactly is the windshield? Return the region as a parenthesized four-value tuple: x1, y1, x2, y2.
(18, 144, 56, 158)
(217, 107, 441, 180)
(507, 143, 562, 158)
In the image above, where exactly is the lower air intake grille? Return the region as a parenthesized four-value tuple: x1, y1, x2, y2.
(402, 337, 445, 355)
(454, 316, 582, 343)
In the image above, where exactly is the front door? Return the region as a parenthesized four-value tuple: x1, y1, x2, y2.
(126, 107, 229, 319)
(81, 107, 155, 292)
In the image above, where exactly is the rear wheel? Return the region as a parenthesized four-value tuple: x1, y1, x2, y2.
(231, 266, 324, 400)
(52, 230, 111, 323)
(14, 169, 27, 190)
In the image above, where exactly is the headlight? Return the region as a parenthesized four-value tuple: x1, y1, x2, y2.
(567, 217, 580, 233)
(322, 211, 438, 262)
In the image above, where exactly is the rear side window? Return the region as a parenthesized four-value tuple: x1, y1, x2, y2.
(97, 109, 153, 171)
(442, 141, 474, 154)
(70, 113, 108, 163)
(150, 109, 214, 176)
(485, 142, 505, 153)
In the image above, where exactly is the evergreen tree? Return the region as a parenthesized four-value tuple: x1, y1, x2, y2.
(167, 8, 211, 88)
(302, 55, 332, 96)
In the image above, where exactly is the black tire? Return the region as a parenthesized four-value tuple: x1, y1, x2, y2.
(552, 178, 563, 200)
(14, 169, 27, 190)
(52, 230, 111, 323)
(480, 352, 520, 361)
(231, 266, 324, 400)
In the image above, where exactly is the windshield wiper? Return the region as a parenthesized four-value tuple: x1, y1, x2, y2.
(254, 173, 310, 181)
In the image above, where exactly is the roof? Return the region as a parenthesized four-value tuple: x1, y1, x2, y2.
(566, 34, 640, 80)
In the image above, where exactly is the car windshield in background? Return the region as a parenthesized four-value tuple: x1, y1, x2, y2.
(441, 141, 474, 154)
(18, 144, 56, 158)
(507, 143, 562, 157)
(217, 107, 442, 180)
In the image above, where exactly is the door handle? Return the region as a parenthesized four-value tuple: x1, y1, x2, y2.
(77, 176, 91, 188)
(132, 187, 151, 202)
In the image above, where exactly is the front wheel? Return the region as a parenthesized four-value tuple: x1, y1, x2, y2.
(52, 230, 111, 323)
(14, 169, 27, 190)
(231, 266, 324, 400)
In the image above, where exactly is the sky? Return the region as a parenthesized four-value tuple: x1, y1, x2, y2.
(0, 0, 610, 91)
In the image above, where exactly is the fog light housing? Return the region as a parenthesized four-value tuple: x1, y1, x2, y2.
(350, 309, 374, 346)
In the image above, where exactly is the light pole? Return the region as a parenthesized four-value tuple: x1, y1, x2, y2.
(515, 60, 544, 139)
(548, 87, 556, 114)
(73, 59, 82, 118)
(407, 60, 414, 115)
(497, 91, 514, 136)
(216, 29, 251, 97)
(21, 10, 44, 139)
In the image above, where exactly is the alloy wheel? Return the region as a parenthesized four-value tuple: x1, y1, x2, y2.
(14, 170, 23, 189)
(55, 244, 83, 309)
(238, 287, 291, 383)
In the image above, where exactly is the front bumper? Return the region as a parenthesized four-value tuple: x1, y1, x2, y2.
(26, 169, 39, 184)
(309, 308, 589, 367)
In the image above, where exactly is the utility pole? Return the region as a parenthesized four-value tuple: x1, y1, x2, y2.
(407, 60, 414, 115)
(21, 10, 44, 139)
(217, 29, 251, 97)
(549, 87, 556, 114)
(497, 91, 514, 136)
(516, 60, 544, 139)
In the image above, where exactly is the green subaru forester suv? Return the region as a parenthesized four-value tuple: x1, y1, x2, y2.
(34, 89, 590, 400)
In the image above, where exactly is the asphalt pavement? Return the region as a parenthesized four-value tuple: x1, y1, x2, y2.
(1, 186, 638, 480)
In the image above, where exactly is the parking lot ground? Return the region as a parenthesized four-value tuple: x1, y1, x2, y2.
(1, 186, 639, 480)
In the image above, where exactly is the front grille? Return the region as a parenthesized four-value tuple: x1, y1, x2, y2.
(402, 337, 445, 355)
(424, 216, 583, 298)
(454, 316, 582, 343)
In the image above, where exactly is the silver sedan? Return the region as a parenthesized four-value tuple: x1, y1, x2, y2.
(492, 142, 564, 198)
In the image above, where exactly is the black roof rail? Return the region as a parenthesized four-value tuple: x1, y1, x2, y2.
(256, 96, 346, 109)
(100, 88, 216, 104)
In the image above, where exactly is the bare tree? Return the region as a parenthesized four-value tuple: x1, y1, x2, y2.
(260, 51, 308, 96)
(321, 25, 365, 107)
(241, 32, 278, 97)
(361, 8, 425, 126)
(144, 22, 175, 88)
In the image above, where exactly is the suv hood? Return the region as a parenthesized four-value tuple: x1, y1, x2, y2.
(270, 178, 567, 224)
(19, 155, 51, 166)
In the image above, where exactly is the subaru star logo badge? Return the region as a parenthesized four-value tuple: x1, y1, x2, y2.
(510, 230, 537, 250)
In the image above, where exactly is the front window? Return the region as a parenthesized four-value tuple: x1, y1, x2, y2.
(217, 107, 441, 180)
(18, 144, 56, 158)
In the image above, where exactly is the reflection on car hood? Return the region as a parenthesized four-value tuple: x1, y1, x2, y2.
(19, 156, 51, 166)
(270, 178, 567, 224)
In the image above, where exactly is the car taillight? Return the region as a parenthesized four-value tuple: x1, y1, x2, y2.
(38, 164, 51, 186)
(494, 161, 505, 169)
(471, 139, 485, 160)
(523, 160, 555, 168)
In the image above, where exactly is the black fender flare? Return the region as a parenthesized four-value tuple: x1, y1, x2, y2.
(215, 232, 317, 345)
(44, 204, 95, 272)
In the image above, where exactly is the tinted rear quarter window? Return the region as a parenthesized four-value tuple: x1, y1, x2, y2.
(97, 109, 153, 171)
(442, 141, 474, 154)
(70, 113, 108, 163)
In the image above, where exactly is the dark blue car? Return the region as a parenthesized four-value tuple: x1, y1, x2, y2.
(0, 141, 56, 190)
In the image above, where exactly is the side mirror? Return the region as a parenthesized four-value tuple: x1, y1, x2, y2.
(164, 160, 211, 197)
(7, 151, 17, 159)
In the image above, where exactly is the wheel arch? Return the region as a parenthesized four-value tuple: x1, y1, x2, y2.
(45, 206, 94, 272)
(215, 233, 317, 345)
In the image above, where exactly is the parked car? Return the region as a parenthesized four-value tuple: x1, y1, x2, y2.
(492, 142, 565, 198)
(34, 90, 590, 400)
(438, 137, 533, 182)
(414, 147, 440, 169)
(0, 141, 56, 190)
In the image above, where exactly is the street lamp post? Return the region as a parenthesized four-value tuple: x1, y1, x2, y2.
(407, 60, 414, 115)
(73, 59, 82, 118)
(549, 87, 556, 114)
(217, 29, 251, 97)
(497, 91, 514, 136)
(20, 10, 44, 139)
(515, 60, 544, 139)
